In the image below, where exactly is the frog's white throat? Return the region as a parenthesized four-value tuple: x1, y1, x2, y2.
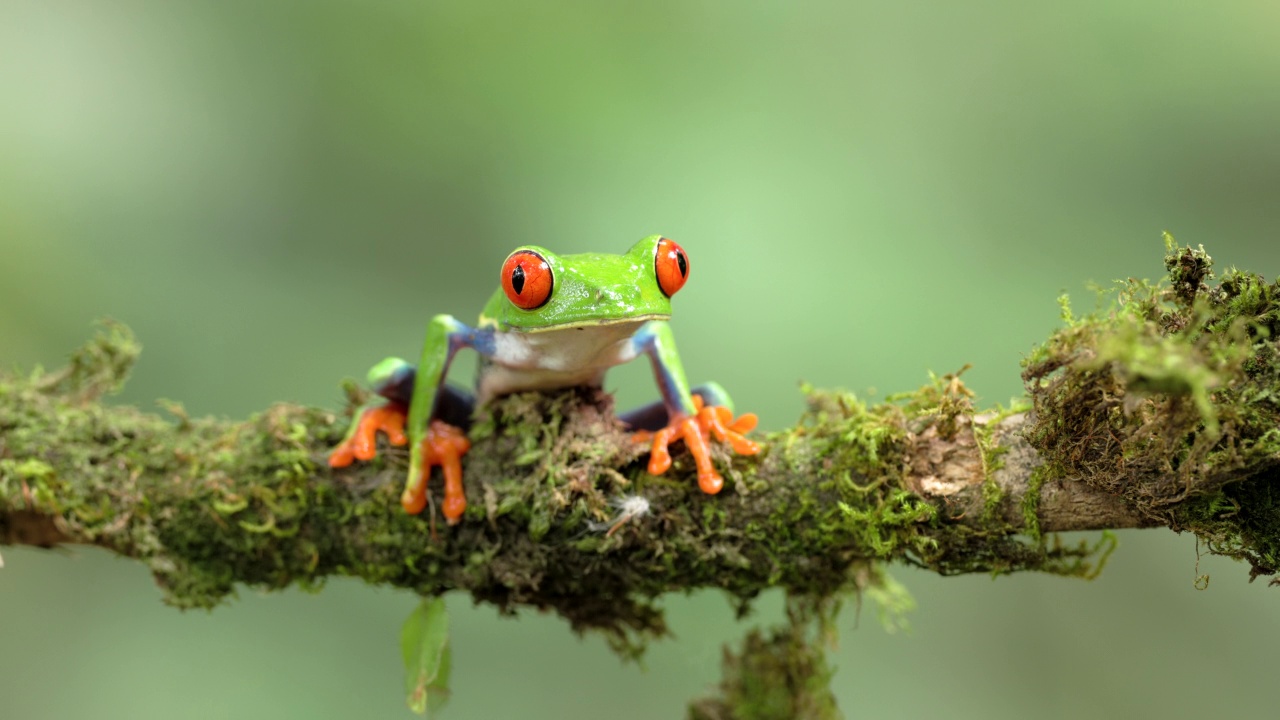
(477, 319, 654, 402)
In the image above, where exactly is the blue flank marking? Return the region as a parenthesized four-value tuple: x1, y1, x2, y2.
(446, 318, 496, 358)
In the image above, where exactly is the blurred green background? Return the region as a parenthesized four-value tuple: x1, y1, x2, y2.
(2, 1, 1278, 718)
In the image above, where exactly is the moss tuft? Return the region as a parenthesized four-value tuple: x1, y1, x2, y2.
(800, 370, 1111, 581)
(1023, 236, 1280, 582)
(688, 596, 843, 720)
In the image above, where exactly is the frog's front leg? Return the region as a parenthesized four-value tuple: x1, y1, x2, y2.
(402, 315, 492, 524)
(330, 315, 491, 526)
(627, 321, 759, 494)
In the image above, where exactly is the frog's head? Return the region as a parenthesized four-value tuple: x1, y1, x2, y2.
(481, 234, 690, 331)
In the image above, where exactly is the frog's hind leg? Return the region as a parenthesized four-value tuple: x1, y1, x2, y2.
(369, 359, 475, 431)
(329, 358, 475, 468)
(329, 358, 411, 467)
(618, 383, 733, 431)
(370, 357, 416, 405)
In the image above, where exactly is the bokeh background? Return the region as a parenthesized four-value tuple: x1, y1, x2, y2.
(2, 1, 1278, 718)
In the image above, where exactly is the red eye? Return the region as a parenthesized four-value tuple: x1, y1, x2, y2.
(501, 250, 553, 310)
(654, 237, 689, 297)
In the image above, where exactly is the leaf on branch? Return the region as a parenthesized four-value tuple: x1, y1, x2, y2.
(401, 597, 452, 716)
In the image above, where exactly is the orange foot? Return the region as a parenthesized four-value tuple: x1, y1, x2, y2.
(400, 420, 472, 524)
(328, 403, 408, 467)
(632, 396, 760, 494)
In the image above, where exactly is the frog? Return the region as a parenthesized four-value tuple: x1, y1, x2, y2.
(328, 235, 760, 525)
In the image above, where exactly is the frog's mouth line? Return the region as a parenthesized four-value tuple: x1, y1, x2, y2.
(512, 313, 669, 333)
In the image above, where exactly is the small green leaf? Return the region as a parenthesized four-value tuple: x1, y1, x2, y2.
(401, 597, 451, 716)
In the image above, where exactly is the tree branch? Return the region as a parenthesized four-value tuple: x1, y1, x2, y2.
(2, 241, 1278, 717)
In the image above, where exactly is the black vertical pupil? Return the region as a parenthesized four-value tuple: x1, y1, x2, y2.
(511, 264, 526, 294)
(676, 251, 687, 277)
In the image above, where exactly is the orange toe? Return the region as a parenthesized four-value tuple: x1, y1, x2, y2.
(402, 420, 472, 522)
(633, 403, 760, 495)
(729, 412, 758, 434)
(330, 403, 408, 468)
(646, 427, 677, 475)
(401, 480, 428, 515)
(328, 445, 356, 468)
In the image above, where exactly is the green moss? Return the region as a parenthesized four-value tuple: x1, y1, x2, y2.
(1023, 236, 1280, 583)
(688, 628, 839, 720)
(1021, 464, 1050, 542)
(688, 601, 843, 720)
(1176, 469, 1280, 581)
(970, 400, 1024, 526)
(799, 371, 1110, 581)
(981, 477, 1005, 522)
(837, 491, 937, 556)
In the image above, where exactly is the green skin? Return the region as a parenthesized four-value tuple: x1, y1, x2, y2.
(343, 235, 734, 517)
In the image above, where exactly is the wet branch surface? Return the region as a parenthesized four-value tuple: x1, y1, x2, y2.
(3, 241, 1278, 720)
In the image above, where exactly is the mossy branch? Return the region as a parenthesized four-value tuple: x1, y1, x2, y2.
(1, 326, 1135, 622)
(3, 240, 1279, 719)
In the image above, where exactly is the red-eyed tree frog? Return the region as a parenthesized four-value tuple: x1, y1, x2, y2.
(328, 235, 760, 525)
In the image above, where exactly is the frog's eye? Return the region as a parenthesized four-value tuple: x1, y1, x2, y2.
(654, 237, 689, 297)
(501, 250, 553, 310)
